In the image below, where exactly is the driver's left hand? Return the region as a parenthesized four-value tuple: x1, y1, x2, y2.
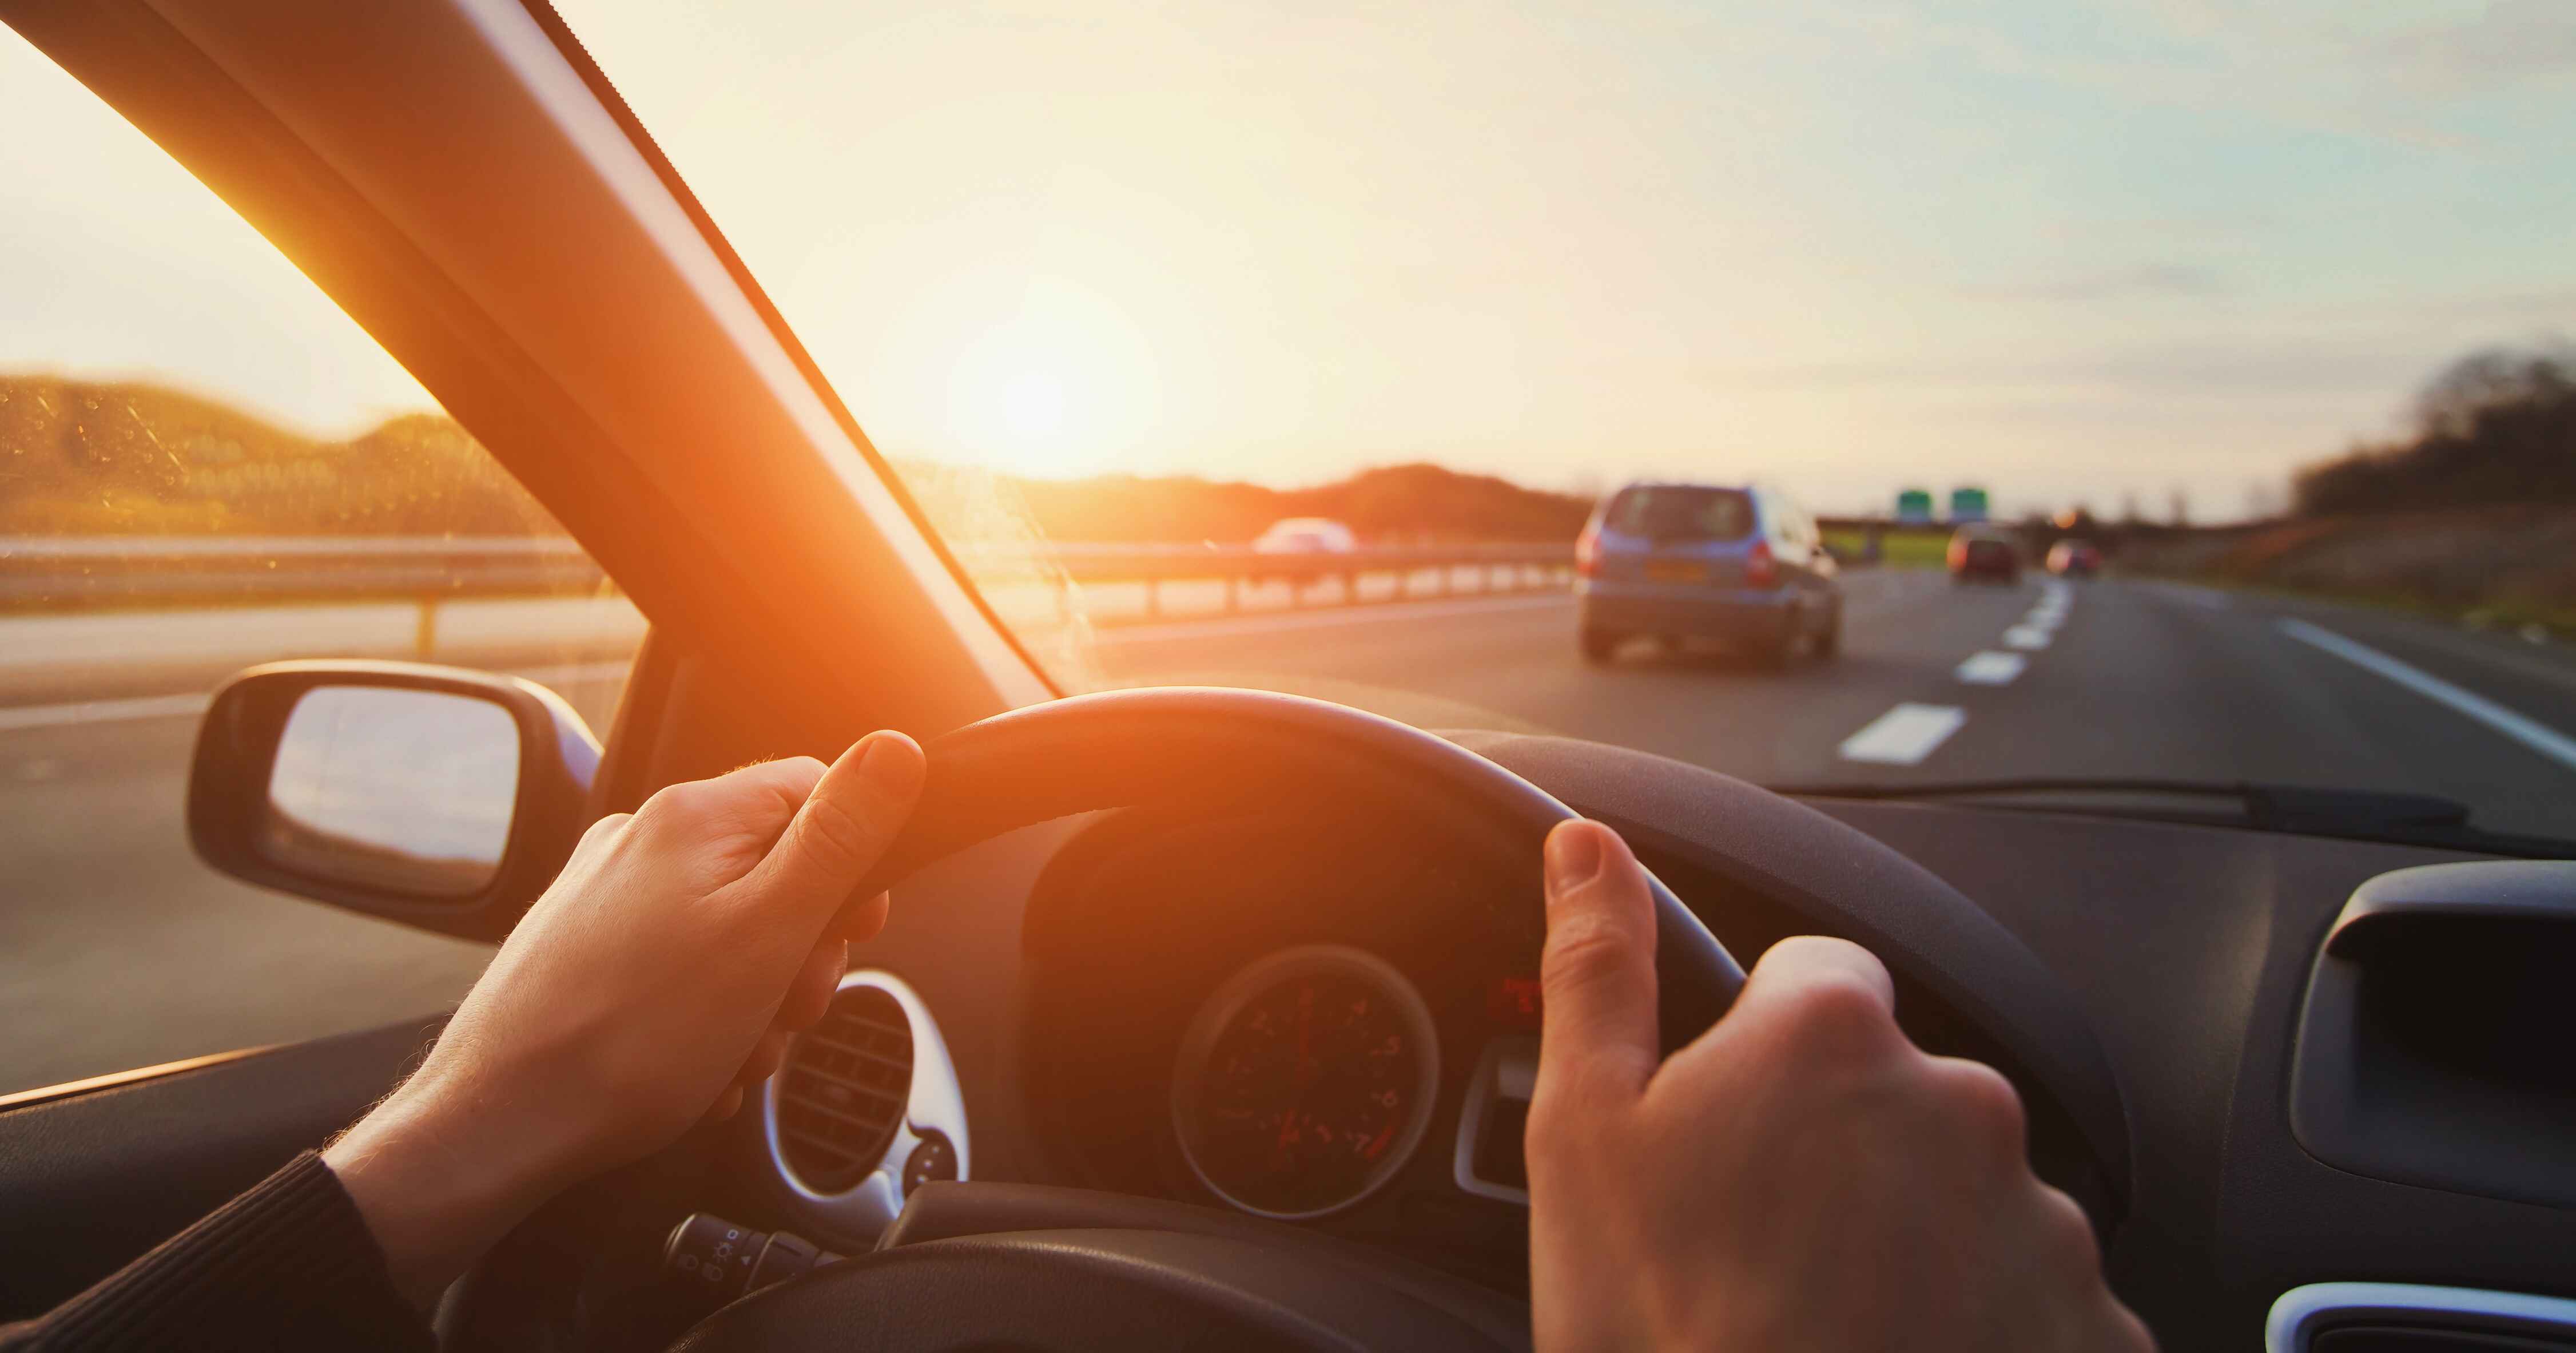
(323, 732, 927, 1306)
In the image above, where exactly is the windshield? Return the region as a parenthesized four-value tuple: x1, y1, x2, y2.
(555, 2, 2576, 849)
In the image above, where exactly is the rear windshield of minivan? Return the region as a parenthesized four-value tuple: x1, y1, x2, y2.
(1603, 486, 1755, 543)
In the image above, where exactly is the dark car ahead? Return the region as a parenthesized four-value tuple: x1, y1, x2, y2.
(1574, 482, 1842, 666)
(1948, 526, 2022, 585)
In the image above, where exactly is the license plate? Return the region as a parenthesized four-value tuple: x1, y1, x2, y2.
(1644, 560, 1704, 583)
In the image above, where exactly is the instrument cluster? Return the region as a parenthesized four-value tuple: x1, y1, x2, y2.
(1017, 802, 1547, 1288)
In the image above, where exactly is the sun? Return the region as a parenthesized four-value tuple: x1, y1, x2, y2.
(996, 368, 1067, 444)
(945, 279, 1159, 477)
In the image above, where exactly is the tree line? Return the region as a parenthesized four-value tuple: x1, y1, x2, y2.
(2295, 344, 2576, 516)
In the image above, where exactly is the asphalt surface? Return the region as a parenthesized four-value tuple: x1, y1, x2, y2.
(10, 568, 2576, 1094)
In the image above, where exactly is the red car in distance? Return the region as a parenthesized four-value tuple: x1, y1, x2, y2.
(2047, 539, 2104, 578)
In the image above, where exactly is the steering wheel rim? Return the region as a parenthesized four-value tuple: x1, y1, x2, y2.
(667, 687, 1746, 1352)
(853, 685, 1747, 1025)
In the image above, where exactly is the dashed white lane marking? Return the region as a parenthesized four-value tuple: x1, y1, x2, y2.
(2278, 618, 2576, 772)
(0, 660, 635, 733)
(2003, 625, 2053, 650)
(1838, 703, 1968, 765)
(1955, 651, 2028, 686)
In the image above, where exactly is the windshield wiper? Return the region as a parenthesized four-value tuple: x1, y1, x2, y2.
(1763, 777, 2573, 858)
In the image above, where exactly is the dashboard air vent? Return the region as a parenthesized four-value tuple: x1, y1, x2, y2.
(776, 985, 913, 1192)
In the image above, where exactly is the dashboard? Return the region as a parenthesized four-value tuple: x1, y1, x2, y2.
(684, 744, 2576, 1353)
(726, 787, 2117, 1302)
(960, 792, 2107, 1298)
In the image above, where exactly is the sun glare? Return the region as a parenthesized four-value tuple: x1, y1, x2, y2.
(945, 278, 1160, 478)
(997, 369, 1067, 443)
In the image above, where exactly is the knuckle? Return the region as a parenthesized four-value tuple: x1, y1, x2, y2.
(2033, 1183, 2105, 1275)
(796, 788, 890, 875)
(577, 812, 631, 847)
(2106, 1299, 2158, 1353)
(638, 781, 718, 831)
(1774, 971, 1899, 1060)
(1931, 1058, 2028, 1161)
(1541, 915, 1639, 996)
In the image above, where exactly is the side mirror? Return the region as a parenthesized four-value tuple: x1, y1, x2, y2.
(187, 660, 602, 942)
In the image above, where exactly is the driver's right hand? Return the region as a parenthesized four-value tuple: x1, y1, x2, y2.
(1524, 819, 2154, 1352)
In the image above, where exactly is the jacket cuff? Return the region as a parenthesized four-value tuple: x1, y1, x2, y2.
(30, 1149, 432, 1352)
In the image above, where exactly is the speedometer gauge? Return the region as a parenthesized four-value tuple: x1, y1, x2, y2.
(1171, 946, 1441, 1220)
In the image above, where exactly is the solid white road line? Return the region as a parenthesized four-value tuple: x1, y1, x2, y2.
(1094, 592, 1570, 645)
(1838, 703, 1968, 765)
(0, 659, 637, 733)
(0, 692, 211, 732)
(1955, 651, 2028, 686)
(2278, 618, 2576, 772)
(2003, 625, 2053, 650)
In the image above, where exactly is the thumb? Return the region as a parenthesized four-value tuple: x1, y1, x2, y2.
(1535, 819, 1660, 1106)
(732, 731, 926, 923)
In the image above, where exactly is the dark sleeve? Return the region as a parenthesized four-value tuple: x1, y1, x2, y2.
(0, 1150, 433, 1352)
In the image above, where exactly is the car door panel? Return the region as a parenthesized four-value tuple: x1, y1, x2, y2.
(0, 1016, 443, 1320)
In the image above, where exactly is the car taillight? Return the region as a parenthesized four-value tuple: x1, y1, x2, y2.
(1575, 526, 1601, 577)
(1744, 540, 1779, 589)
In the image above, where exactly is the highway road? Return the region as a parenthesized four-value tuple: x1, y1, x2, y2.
(10, 567, 2576, 1096)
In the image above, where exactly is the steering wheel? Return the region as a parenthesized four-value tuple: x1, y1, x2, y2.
(671, 687, 1748, 1352)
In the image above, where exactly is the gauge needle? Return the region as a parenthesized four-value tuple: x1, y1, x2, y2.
(1274, 986, 1315, 1161)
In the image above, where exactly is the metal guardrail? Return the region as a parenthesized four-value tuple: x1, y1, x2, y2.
(981, 541, 1575, 617)
(0, 536, 607, 608)
(1, 536, 1576, 616)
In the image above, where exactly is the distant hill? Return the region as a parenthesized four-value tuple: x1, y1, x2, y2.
(0, 375, 561, 536)
(1, 375, 1590, 543)
(989, 462, 1592, 543)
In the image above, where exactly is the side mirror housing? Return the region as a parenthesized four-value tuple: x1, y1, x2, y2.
(187, 660, 601, 942)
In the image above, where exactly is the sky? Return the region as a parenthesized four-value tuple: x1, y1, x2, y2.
(0, 34, 432, 440)
(7, 2, 2575, 520)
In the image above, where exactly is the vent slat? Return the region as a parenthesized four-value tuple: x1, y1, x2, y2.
(798, 1035, 915, 1073)
(777, 986, 913, 1192)
(780, 1128, 863, 1165)
(783, 1084, 905, 1122)
(784, 1071, 905, 1103)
